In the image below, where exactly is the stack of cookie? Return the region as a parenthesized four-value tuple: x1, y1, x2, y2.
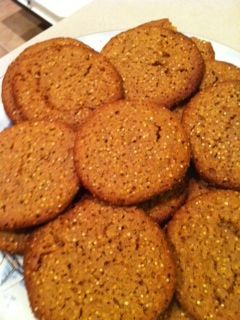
(0, 19, 239, 320)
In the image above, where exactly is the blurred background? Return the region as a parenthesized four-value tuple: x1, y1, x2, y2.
(0, 0, 92, 58)
(0, 0, 50, 58)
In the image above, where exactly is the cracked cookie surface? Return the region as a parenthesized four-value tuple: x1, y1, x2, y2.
(0, 121, 79, 230)
(101, 26, 204, 108)
(167, 191, 240, 320)
(183, 80, 240, 190)
(74, 100, 190, 205)
(200, 60, 240, 90)
(2, 38, 123, 129)
(24, 197, 175, 320)
(2, 38, 85, 124)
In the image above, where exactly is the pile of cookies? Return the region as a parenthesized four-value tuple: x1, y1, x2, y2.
(0, 19, 239, 320)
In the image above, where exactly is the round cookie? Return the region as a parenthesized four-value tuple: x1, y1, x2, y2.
(183, 80, 240, 190)
(101, 26, 204, 108)
(138, 20, 214, 62)
(3, 38, 123, 129)
(2, 38, 89, 124)
(0, 230, 29, 255)
(159, 300, 193, 320)
(200, 60, 240, 90)
(139, 178, 188, 224)
(167, 191, 240, 320)
(24, 198, 176, 320)
(0, 121, 79, 230)
(74, 100, 190, 205)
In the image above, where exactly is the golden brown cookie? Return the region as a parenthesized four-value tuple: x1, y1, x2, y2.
(24, 198, 176, 320)
(139, 178, 188, 224)
(0, 121, 79, 230)
(101, 26, 204, 108)
(167, 191, 240, 320)
(2, 38, 89, 124)
(74, 100, 190, 205)
(0, 230, 29, 255)
(158, 299, 193, 320)
(191, 37, 215, 60)
(183, 80, 240, 190)
(2, 38, 123, 129)
(172, 37, 215, 121)
(138, 20, 214, 61)
(139, 20, 214, 62)
(1, 61, 25, 123)
(200, 60, 240, 90)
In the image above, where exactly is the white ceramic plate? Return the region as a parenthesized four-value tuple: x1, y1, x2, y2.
(0, 30, 240, 320)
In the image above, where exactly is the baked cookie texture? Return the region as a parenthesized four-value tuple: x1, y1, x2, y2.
(137, 18, 215, 60)
(183, 80, 240, 190)
(131, 19, 214, 62)
(191, 37, 215, 60)
(2, 61, 25, 123)
(74, 100, 190, 205)
(0, 121, 79, 230)
(2, 38, 123, 129)
(2, 38, 90, 124)
(167, 191, 240, 320)
(200, 60, 240, 90)
(174, 59, 240, 122)
(24, 198, 176, 320)
(101, 26, 204, 108)
(0, 230, 29, 255)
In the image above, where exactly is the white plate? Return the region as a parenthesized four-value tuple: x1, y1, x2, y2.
(0, 30, 240, 320)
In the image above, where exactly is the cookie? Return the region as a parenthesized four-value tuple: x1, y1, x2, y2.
(24, 197, 176, 320)
(139, 178, 188, 224)
(172, 37, 215, 122)
(183, 80, 240, 190)
(139, 21, 214, 62)
(2, 38, 123, 129)
(101, 26, 204, 108)
(0, 121, 79, 230)
(2, 38, 88, 124)
(0, 230, 29, 255)
(74, 100, 190, 205)
(1, 61, 25, 123)
(158, 299, 193, 320)
(167, 191, 240, 320)
(191, 37, 215, 60)
(200, 60, 240, 90)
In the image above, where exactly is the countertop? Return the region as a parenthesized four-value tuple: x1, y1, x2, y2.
(0, 0, 240, 74)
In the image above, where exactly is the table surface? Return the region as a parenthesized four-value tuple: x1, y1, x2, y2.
(0, 0, 240, 74)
